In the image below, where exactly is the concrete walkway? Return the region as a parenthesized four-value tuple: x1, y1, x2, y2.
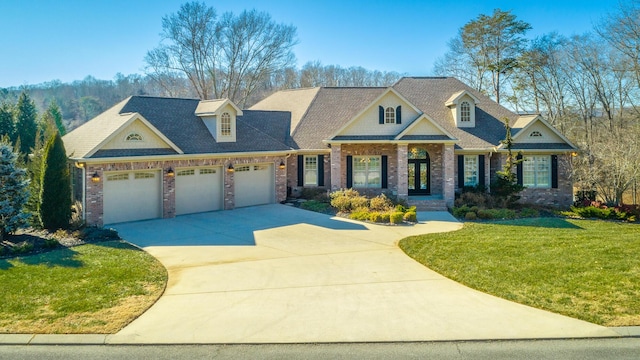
(98, 205, 618, 343)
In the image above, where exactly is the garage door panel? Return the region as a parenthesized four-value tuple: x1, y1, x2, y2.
(175, 167, 223, 215)
(234, 164, 274, 208)
(103, 171, 162, 224)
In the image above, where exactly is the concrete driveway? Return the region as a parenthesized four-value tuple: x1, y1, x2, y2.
(107, 205, 617, 343)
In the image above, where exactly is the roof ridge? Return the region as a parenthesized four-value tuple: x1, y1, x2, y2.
(130, 95, 200, 101)
(290, 86, 323, 141)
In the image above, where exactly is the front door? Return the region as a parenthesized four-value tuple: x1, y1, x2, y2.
(408, 148, 430, 195)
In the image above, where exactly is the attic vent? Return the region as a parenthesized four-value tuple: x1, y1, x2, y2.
(530, 131, 542, 137)
(126, 133, 143, 141)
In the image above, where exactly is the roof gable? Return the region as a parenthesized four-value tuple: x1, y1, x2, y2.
(509, 115, 577, 149)
(195, 99, 243, 116)
(101, 119, 174, 151)
(395, 114, 456, 141)
(332, 87, 422, 138)
(85, 113, 183, 157)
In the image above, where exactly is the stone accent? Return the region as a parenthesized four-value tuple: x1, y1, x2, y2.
(85, 167, 103, 226)
(442, 144, 455, 207)
(396, 144, 408, 200)
(82, 155, 288, 226)
(330, 144, 342, 191)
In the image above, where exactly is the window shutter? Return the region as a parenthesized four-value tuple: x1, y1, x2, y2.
(381, 155, 388, 189)
(551, 155, 558, 189)
(396, 106, 402, 124)
(457, 155, 464, 188)
(479, 155, 485, 187)
(379, 106, 384, 124)
(317, 155, 325, 187)
(346, 155, 353, 188)
(516, 154, 523, 186)
(297, 155, 304, 187)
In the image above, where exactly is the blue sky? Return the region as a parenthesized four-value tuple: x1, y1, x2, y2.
(0, 0, 614, 87)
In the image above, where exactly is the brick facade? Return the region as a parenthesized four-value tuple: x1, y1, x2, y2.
(83, 155, 288, 226)
(489, 153, 573, 208)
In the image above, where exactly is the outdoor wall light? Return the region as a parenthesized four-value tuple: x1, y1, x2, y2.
(227, 163, 234, 172)
(279, 160, 286, 169)
(74, 162, 85, 168)
(571, 151, 578, 157)
(91, 172, 100, 183)
(167, 167, 175, 177)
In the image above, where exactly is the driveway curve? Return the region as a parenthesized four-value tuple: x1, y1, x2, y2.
(108, 204, 617, 343)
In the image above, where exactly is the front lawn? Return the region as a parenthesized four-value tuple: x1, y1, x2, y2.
(0, 240, 167, 333)
(399, 218, 640, 326)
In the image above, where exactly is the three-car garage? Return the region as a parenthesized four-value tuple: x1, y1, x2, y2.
(101, 163, 276, 225)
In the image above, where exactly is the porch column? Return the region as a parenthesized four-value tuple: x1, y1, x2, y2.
(397, 143, 408, 200)
(330, 144, 342, 191)
(443, 144, 455, 207)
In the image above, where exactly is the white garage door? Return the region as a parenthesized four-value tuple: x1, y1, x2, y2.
(103, 170, 162, 224)
(234, 163, 275, 208)
(175, 167, 223, 215)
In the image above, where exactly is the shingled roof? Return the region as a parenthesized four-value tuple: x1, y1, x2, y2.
(63, 96, 293, 159)
(251, 77, 536, 151)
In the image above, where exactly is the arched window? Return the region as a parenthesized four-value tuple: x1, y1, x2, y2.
(529, 131, 542, 137)
(460, 102, 471, 122)
(125, 133, 143, 141)
(385, 107, 395, 124)
(221, 112, 231, 136)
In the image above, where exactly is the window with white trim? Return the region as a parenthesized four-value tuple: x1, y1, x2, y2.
(460, 102, 471, 122)
(221, 112, 231, 136)
(523, 155, 550, 188)
(304, 155, 318, 186)
(385, 107, 395, 124)
(353, 156, 381, 188)
(464, 155, 478, 186)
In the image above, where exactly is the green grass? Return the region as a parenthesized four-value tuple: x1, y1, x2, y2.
(399, 218, 640, 326)
(0, 240, 167, 333)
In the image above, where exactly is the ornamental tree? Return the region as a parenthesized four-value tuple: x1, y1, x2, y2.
(0, 140, 30, 240)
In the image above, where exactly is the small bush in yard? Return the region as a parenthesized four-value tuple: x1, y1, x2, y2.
(11, 241, 34, 254)
(370, 194, 393, 211)
(330, 189, 368, 212)
(349, 208, 371, 221)
(519, 208, 539, 218)
(465, 212, 478, 220)
(403, 211, 417, 222)
(43, 238, 59, 249)
(390, 212, 404, 224)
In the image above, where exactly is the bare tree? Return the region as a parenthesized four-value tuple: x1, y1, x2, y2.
(144, 2, 297, 106)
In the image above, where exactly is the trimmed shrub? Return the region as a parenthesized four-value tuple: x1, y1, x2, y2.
(330, 189, 369, 212)
(465, 212, 478, 220)
(349, 208, 371, 221)
(403, 211, 417, 222)
(519, 208, 540, 218)
(390, 212, 404, 224)
(370, 194, 394, 211)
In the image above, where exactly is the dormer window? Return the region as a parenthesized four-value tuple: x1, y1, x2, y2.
(530, 131, 542, 137)
(460, 102, 471, 122)
(126, 133, 143, 141)
(221, 112, 231, 136)
(385, 107, 395, 123)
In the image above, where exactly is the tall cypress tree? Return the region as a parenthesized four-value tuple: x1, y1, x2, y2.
(47, 100, 65, 136)
(39, 132, 71, 230)
(14, 91, 38, 157)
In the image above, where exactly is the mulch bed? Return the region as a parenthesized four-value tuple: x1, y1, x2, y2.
(1, 227, 120, 259)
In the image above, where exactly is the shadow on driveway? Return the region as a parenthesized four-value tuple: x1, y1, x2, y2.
(111, 204, 367, 247)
